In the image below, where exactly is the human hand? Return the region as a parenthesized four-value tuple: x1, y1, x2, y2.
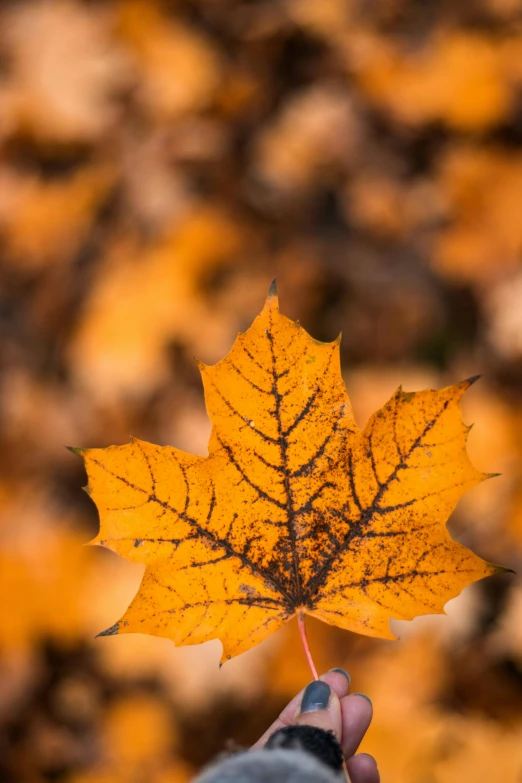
(253, 669, 379, 783)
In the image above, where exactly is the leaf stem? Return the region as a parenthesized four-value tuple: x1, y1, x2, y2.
(297, 610, 319, 680)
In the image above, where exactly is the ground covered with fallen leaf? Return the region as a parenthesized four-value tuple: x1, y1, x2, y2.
(1, 1, 522, 782)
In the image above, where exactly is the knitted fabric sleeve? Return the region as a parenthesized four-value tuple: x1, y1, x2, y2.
(192, 747, 342, 783)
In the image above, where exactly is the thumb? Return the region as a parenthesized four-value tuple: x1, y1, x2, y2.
(293, 680, 342, 742)
(265, 681, 345, 774)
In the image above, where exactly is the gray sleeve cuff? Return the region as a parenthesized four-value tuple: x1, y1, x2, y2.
(192, 748, 342, 783)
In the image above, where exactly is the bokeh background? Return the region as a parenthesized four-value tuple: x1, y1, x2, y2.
(1, 0, 522, 781)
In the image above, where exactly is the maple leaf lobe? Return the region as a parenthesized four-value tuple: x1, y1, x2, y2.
(74, 285, 509, 662)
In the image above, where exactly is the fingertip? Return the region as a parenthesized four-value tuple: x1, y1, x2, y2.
(299, 681, 331, 714)
(347, 753, 380, 783)
(352, 693, 372, 711)
(344, 693, 373, 719)
(329, 668, 351, 685)
(319, 669, 351, 700)
(294, 681, 343, 743)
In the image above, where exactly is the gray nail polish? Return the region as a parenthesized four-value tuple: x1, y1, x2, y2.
(329, 668, 351, 685)
(300, 681, 331, 713)
(353, 692, 372, 706)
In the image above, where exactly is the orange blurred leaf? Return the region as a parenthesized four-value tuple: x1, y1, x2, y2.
(0, 0, 129, 142)
(116, 0, 222, 120)
(69, 206, 245, 399)
(0, 165, 115, 268)
(355, 32, 513, 131)
(434, 147, 522, 283)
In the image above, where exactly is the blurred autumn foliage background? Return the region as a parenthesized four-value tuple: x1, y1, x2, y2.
(1, 0, 522, 781)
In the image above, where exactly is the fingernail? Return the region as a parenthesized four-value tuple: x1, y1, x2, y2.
(352, 692, 372, 707)
(300, 681, 331, 713)
(329, 668, 351, 685)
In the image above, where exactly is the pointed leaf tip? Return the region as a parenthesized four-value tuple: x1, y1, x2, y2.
(494, 564, 516, 575)
(96, 622, 120, 637)
(67, 446, 86, 456)
(265, 279, 279, 311)
(486, 561, 516, 576)
(463, 375, 481, 388)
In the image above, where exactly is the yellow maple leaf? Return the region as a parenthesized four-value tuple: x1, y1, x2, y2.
(72, 283, 510, 664)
